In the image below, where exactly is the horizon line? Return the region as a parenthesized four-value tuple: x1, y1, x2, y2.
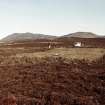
(0, 31, 105, 40)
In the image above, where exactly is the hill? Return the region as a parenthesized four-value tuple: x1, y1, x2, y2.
(1, 32, 57, 42)
(1, 32, 105, 43)
(1, 32, 105, 48)
(63, 32, 98, 38)
(1, 32, 103, 43)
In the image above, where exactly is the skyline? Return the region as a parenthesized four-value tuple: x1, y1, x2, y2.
(0, 0, 105, 39)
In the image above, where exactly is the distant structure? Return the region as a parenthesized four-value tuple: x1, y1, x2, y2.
(74, 42, 82, 47)
(48, 44, 51, 49)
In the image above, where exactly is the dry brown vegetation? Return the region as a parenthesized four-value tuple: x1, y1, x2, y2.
(0, 52, 104, 105)
(0, 32, 105, 105)
(0, 48, 105, 65)
(0, 40, 105, 105)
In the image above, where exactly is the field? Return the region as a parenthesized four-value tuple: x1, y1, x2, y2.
(0, 45, 105, 105)
(14, 48, 105, 60)
(0, 47, 105, 63)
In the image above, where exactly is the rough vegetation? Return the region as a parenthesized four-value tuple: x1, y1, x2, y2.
(0, 54, 105, 105)
(0, 48, 105, 63)
(0, 40, 105, 105)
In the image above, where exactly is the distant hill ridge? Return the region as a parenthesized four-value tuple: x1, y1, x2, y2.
(1, 32, 57, 42)
(1, 32, 105, 42)
(63, 32, 98, 38)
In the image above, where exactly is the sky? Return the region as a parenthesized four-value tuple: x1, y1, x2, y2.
(0, 0, 105, 39)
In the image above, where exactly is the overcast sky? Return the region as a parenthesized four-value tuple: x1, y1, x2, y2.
(0, 0, 105, 39)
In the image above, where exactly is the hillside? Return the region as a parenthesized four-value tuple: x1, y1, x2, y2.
(1, 32, 105, 48)
(1, 32, 57, 42)
(63, 32, 98, 38)
(1, 32, 104, 43)
(0, 38, 105, 105)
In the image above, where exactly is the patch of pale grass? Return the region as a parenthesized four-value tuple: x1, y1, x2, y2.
(12, 48, 105, 61)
